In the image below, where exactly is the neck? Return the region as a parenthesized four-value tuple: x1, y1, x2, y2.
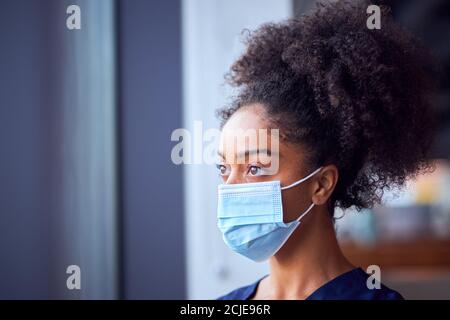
(267, 206, 354, 299)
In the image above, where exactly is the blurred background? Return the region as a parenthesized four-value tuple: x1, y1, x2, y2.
(0, 0, 449, 299)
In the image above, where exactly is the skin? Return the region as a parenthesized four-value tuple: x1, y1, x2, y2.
(217, 103, 354, 300)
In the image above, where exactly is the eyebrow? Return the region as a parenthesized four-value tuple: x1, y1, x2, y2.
(217, 149, 275, 159)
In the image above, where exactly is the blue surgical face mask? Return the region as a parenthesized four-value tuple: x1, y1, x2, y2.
(217, 167, 322, 262)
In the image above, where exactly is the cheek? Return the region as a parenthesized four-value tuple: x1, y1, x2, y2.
(281, 185, 313, 222)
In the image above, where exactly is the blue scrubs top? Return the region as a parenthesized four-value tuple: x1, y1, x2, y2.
(218, 268, 403, 300)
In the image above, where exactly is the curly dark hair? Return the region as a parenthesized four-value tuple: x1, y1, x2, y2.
(218, 1, 436, 213)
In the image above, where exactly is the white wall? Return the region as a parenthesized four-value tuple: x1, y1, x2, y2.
(182, 0, 292, 299)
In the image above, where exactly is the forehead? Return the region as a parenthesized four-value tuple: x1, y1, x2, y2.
(219, 104, 278, 160)
(222, 104, 268, 132)
(220, 105, 270, 147)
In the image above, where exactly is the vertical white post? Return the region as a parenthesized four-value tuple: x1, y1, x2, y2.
(182, 0, 292, 299)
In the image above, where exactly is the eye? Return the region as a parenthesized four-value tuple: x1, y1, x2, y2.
(216, 163, 229, 176)
(248, 165, 262, 176)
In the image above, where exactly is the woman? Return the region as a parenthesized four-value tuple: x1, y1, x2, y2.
(215, 1, 435, 300)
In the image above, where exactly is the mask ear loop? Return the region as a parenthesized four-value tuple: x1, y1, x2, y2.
(281, 167, 322, 223)
(280, 167, 323, 190)
(295, 203, 315, 222)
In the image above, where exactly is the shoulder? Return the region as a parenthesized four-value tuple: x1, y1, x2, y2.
(352, 268, 404, 300)
(216, 269, 404, 300)
(216, 278, 263, 300)
(308, 268, 404, 300)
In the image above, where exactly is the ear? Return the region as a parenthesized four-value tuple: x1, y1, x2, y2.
(312, 165, 338, 206)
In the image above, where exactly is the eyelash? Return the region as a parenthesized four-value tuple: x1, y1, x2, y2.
(215, 164, 266, 177)
(247, 165, 262, 176)
(216, 164, 230, 176)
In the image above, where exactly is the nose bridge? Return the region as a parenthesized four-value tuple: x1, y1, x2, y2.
(225, 169, 246, 185)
